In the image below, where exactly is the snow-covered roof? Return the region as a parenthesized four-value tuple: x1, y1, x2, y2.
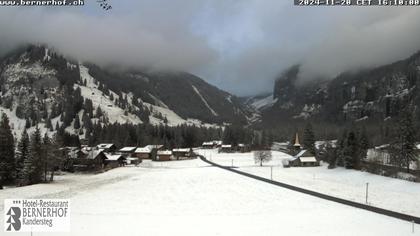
(315, 140, 337, 149)
(375, 144, 390, 150)
(221, 145, 232, 148)
(202, 142, 214, 146)
(86, 150, 104, 160)
(105, 153, 125, 161)
(145, 145, 163, 150)
(97, 143, 115, 149)
(157, 150, 172, 155)
(294, 150, 307, 158)
(289, 150, 316, 162)
(300, 157, 317, 163)
(173, 148, 190, 152)
(135, 147, 151, 154)
(238, 144, 245, 147)
(119, 147, 137, 152)
(212, 140, 222, 145)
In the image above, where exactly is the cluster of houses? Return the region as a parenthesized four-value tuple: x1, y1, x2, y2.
(63, 144, 194, 172)
(202, 140, 251, 153)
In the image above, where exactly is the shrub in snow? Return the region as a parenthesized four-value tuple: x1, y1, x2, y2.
(254, 150, 272, 167)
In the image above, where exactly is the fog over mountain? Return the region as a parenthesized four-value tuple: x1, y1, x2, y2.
(1, 1, 420, 96)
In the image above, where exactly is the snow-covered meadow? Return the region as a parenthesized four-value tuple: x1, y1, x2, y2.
(0, 158, 418, 235)
(197, 149, 420, 217)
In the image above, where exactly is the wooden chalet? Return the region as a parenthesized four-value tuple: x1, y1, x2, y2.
(104, 153, 126, 168)
(134, 145, 164, 160)
(119, 147, 137, 157)
(134, 147, 152, 159)
(72, 149, 107, 171)
(237, 143, 251, 153)
(219, 144, 233, 153)
(172, 148, 193, 160)
(156, 150, 172, 161)
(202, 142, 215, 149)
(97, 143, 117, 153)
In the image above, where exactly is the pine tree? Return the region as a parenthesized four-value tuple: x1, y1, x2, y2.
(358, 127, 369, 160)
(336, 129, 348, 167)
(0, 113, 15, 188)
(74, 115, 81, 129)
(46, 117, 53, 131)
(25, 118, 31, 129)
(42, 134, 50, 182)
(343, 130, 360, 169)
(16, 129, 29, 186)
(96, 106, 103, 118)
(302, 123, 316, 155)
(28, 127, 43, 184)
(389, 109, 416, 173)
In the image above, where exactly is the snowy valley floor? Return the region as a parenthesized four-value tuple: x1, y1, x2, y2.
(1, 158, 419, 235)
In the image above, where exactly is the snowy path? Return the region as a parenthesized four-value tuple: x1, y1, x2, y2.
(0, 159, 418, 235)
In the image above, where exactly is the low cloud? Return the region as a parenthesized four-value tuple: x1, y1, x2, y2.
(1, 2, 420, 96)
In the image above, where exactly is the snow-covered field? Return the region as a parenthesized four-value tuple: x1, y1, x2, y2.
(0, 158, 418, 235)
(198, 149, 420, 217)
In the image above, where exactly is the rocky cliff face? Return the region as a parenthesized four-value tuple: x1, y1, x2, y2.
(259, 51, 420, 128)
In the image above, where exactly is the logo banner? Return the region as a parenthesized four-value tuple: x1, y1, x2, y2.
(4, 199, 70, 232)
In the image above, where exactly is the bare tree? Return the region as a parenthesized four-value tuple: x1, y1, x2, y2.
(254, 150, 272, 167)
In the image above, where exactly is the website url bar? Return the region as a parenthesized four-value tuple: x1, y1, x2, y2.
(0, 0, 84, 6)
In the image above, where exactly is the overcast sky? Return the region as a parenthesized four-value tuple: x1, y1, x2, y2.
(1, 1, 420, 96)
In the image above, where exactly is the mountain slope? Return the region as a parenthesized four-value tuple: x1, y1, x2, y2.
(0, 45, 249, 139)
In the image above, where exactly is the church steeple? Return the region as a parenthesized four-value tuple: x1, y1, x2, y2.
(293, 133, 301, 149)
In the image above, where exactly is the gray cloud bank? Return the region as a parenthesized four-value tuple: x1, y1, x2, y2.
(1, 1, 420, 96)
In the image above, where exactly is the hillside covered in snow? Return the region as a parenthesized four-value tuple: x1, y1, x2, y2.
(0, 45, 252, 139)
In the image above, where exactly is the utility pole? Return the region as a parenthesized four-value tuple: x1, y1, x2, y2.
(365, 182, 369, 204)
(412, 220, 415, 233)
(270, 166, 273, 180)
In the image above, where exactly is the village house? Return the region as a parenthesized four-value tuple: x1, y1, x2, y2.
(172, 148, 193, 160)
(366, 144, 391, 165)
(287, 149, 319, 167)
(134, 145, 164, 160)
(72, 149, 107, 171)
(237, 143, 251, 153)
(119, 147, 137, 157)
(219, 144, 233, 153)
(202, 142, 215, 149)
(134, 147, 152, 159)
(212, 140, 223, 148)
(97, 143, 117, 153)
(156, 150, 173, 161)
(202, 140, 223, 149)
(104, 153, 126, 168)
